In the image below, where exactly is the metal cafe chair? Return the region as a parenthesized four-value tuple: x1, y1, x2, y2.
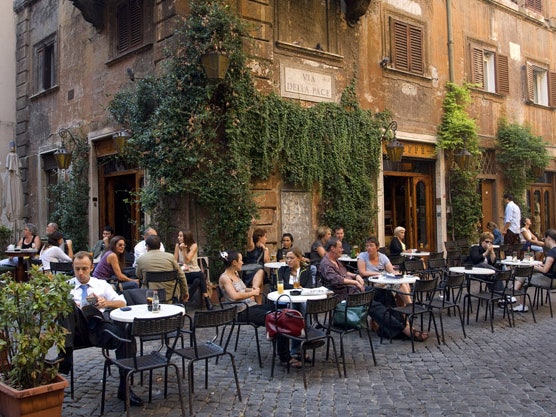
(100, 312, 186, 417)
(169, 306, 241, 414)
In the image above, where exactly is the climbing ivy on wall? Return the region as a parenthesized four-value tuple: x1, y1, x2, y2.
(109, 0, 385, 255)
(496, 120, 549, 210)
(437, 82, 482, 243)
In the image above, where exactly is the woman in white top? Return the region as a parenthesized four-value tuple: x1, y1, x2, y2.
(39, 231, 71, 272)
(520, 218, 544, 260)
(174, 229, 212, 310)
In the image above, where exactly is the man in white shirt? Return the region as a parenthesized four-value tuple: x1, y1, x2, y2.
(503, 193, 521, 245)
(133, 227, 165, 267)
(59, 251, 144, 407)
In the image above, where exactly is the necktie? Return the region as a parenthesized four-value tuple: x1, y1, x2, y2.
(80, 284, 89, 306)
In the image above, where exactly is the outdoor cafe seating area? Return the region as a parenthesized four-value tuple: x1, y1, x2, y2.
(1, 242, 555, 415)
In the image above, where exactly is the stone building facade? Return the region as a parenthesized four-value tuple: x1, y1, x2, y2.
(12, 0, 556, 254)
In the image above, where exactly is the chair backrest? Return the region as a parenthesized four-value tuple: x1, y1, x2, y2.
(455, 238, 468, 249)
(388, 255, 405, 267)
(427, 258, 446, 270)
(404, 259, 425, 273)
(193, 305, 237, 329)
(428, 251, 445, 261)
(145, 270, 179, 303)
(346, 290, 374, 308)
(412, 276, 438, 304)
(446, 249, 461, 267)
(444, 241, 458, 251)
(512, 265, 533, 281)
(130, 312, 184, 339)
(498, 244, 511, 259)
(50, 261, 74, 276)
(492, 269, 513, 288)
(306, 295, 339, 315)
(445, 272, 465, 288)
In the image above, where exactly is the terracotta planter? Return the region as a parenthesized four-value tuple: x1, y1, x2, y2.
(0, 375, 67, 417)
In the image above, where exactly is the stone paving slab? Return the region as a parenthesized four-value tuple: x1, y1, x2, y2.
(62, 298, 556, 417)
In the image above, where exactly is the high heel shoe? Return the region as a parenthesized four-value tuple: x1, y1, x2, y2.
(204, 296, 213, 310)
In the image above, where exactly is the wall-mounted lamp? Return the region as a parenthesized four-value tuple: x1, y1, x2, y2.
(200, 51, 230, 82)
(55, 128, 78, 170)
(381, 121, 404, 163)
(113, 130, 131, 153)
(454, 148, 473, 170)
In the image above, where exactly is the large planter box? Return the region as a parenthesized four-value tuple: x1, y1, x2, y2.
(0, 375, 67, 417)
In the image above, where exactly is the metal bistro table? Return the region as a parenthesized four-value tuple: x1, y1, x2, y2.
(4, 249, 37, 282)
(266, 288, 330, 304)
(110, 303, 186, 323)
(367, 274, 419, 286)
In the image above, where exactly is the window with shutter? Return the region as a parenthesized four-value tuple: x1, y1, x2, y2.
(469, 42, 509, 95)
(33, 34, 57, 94)
(116, 0, 145, 55)
(391, 18, 424, 75)
(526, 0, 542, 13)
(526, 62, 550, 106)
(548, 72, 556, 107)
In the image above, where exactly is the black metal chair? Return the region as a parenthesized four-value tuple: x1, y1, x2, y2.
(508, 265, 536, 324)
(403, 259, 429, 280)
(100, 312, 186, 417)
(216, 286, 263, 368)
(328, 290, 376, 377)
(387, 255, 405, 273)
(145, 270, 180, 304)
(383, 276, 441, 352)
(270, 295, 341, 388)
(50, 261, 74, 276)
(170, 306, 241, 414)
(428, 272, 466, 343)
(464, 269, 513, 332)
(427, 258, 447, 282)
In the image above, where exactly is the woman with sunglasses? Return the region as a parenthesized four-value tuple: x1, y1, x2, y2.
(466, 232, 497, 269)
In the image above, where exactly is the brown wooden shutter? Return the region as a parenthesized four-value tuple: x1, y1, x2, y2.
(495, 54, 509, 94)
(408, 25, 423, 74)
(391, 19, 424, 75)
(129, 0, 144, 49)
(117, 3, 130, 53)
(526, 0, 542, 13)
(392, 20, 409, 72)
(549, 72, 556, 107)
(471, 46, 484, 87)
(526, 63, 534, 102)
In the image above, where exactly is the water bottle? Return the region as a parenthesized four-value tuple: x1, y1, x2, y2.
(152, 290, 160, 313)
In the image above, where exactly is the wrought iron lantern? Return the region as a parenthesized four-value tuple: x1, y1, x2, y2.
(381, 121, 404, 163)
(200, 52, 231, 82)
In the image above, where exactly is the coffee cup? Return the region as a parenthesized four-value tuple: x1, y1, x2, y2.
(7, 244, 14, 251)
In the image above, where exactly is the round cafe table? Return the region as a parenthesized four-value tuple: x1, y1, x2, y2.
(4, 249, 37, 282)
(266, 288, 330, 304)
(400, 251, 430, 257)
(110, 303, 185, 323)
(448, 266, 495, 276)
(264, 261, 287, 269)
(367, 274, 419, 286)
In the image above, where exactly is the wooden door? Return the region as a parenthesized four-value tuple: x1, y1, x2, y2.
(528, 185, 552, 236)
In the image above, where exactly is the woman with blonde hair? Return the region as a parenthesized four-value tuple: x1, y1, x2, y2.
(389, 226, 407, 256)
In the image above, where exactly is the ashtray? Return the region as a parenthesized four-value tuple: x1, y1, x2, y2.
(464, 265, 473, 270)
(290, 289, 302, 296)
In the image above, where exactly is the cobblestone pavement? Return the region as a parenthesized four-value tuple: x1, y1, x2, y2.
(62, 296, 556, 417)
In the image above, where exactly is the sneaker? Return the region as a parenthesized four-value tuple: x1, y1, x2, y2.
(513, 304, 529, 312)
(506, 296, 517, 304)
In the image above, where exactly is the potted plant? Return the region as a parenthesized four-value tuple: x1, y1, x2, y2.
(0, 266, 73, 417)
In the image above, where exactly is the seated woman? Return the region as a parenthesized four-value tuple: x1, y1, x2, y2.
(389, 226, 407, 256)
(309, 226, 331, 286)
(219, 250, 301, 368)
(242, 223, 268, 302)
(94, 236, 140, 290)
(276, 233, 294, 262)
(39, 231, 72, 272)
(513, 229, 556, 313)
(0, 223, 42, 267)
(357, 236, 411, 306)
(486, 221, 503, 245)
(174, 229, 212, 310)
(277, 247, 313, 290)
(465, 232, 497, 270)
(520, 218, 545, 260)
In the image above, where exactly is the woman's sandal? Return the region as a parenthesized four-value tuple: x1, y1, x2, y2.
(411, 329, 429, 342)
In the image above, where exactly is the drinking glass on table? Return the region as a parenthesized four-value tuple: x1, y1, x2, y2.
(293, 275, 301, 289)
(277, 277, 284, 294)
(146, 289, 154, 311)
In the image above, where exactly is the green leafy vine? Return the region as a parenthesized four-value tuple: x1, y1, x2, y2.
(108, 0, 385, 255)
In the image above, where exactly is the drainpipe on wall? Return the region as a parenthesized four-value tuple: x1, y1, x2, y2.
(446, 0, 455, 82)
